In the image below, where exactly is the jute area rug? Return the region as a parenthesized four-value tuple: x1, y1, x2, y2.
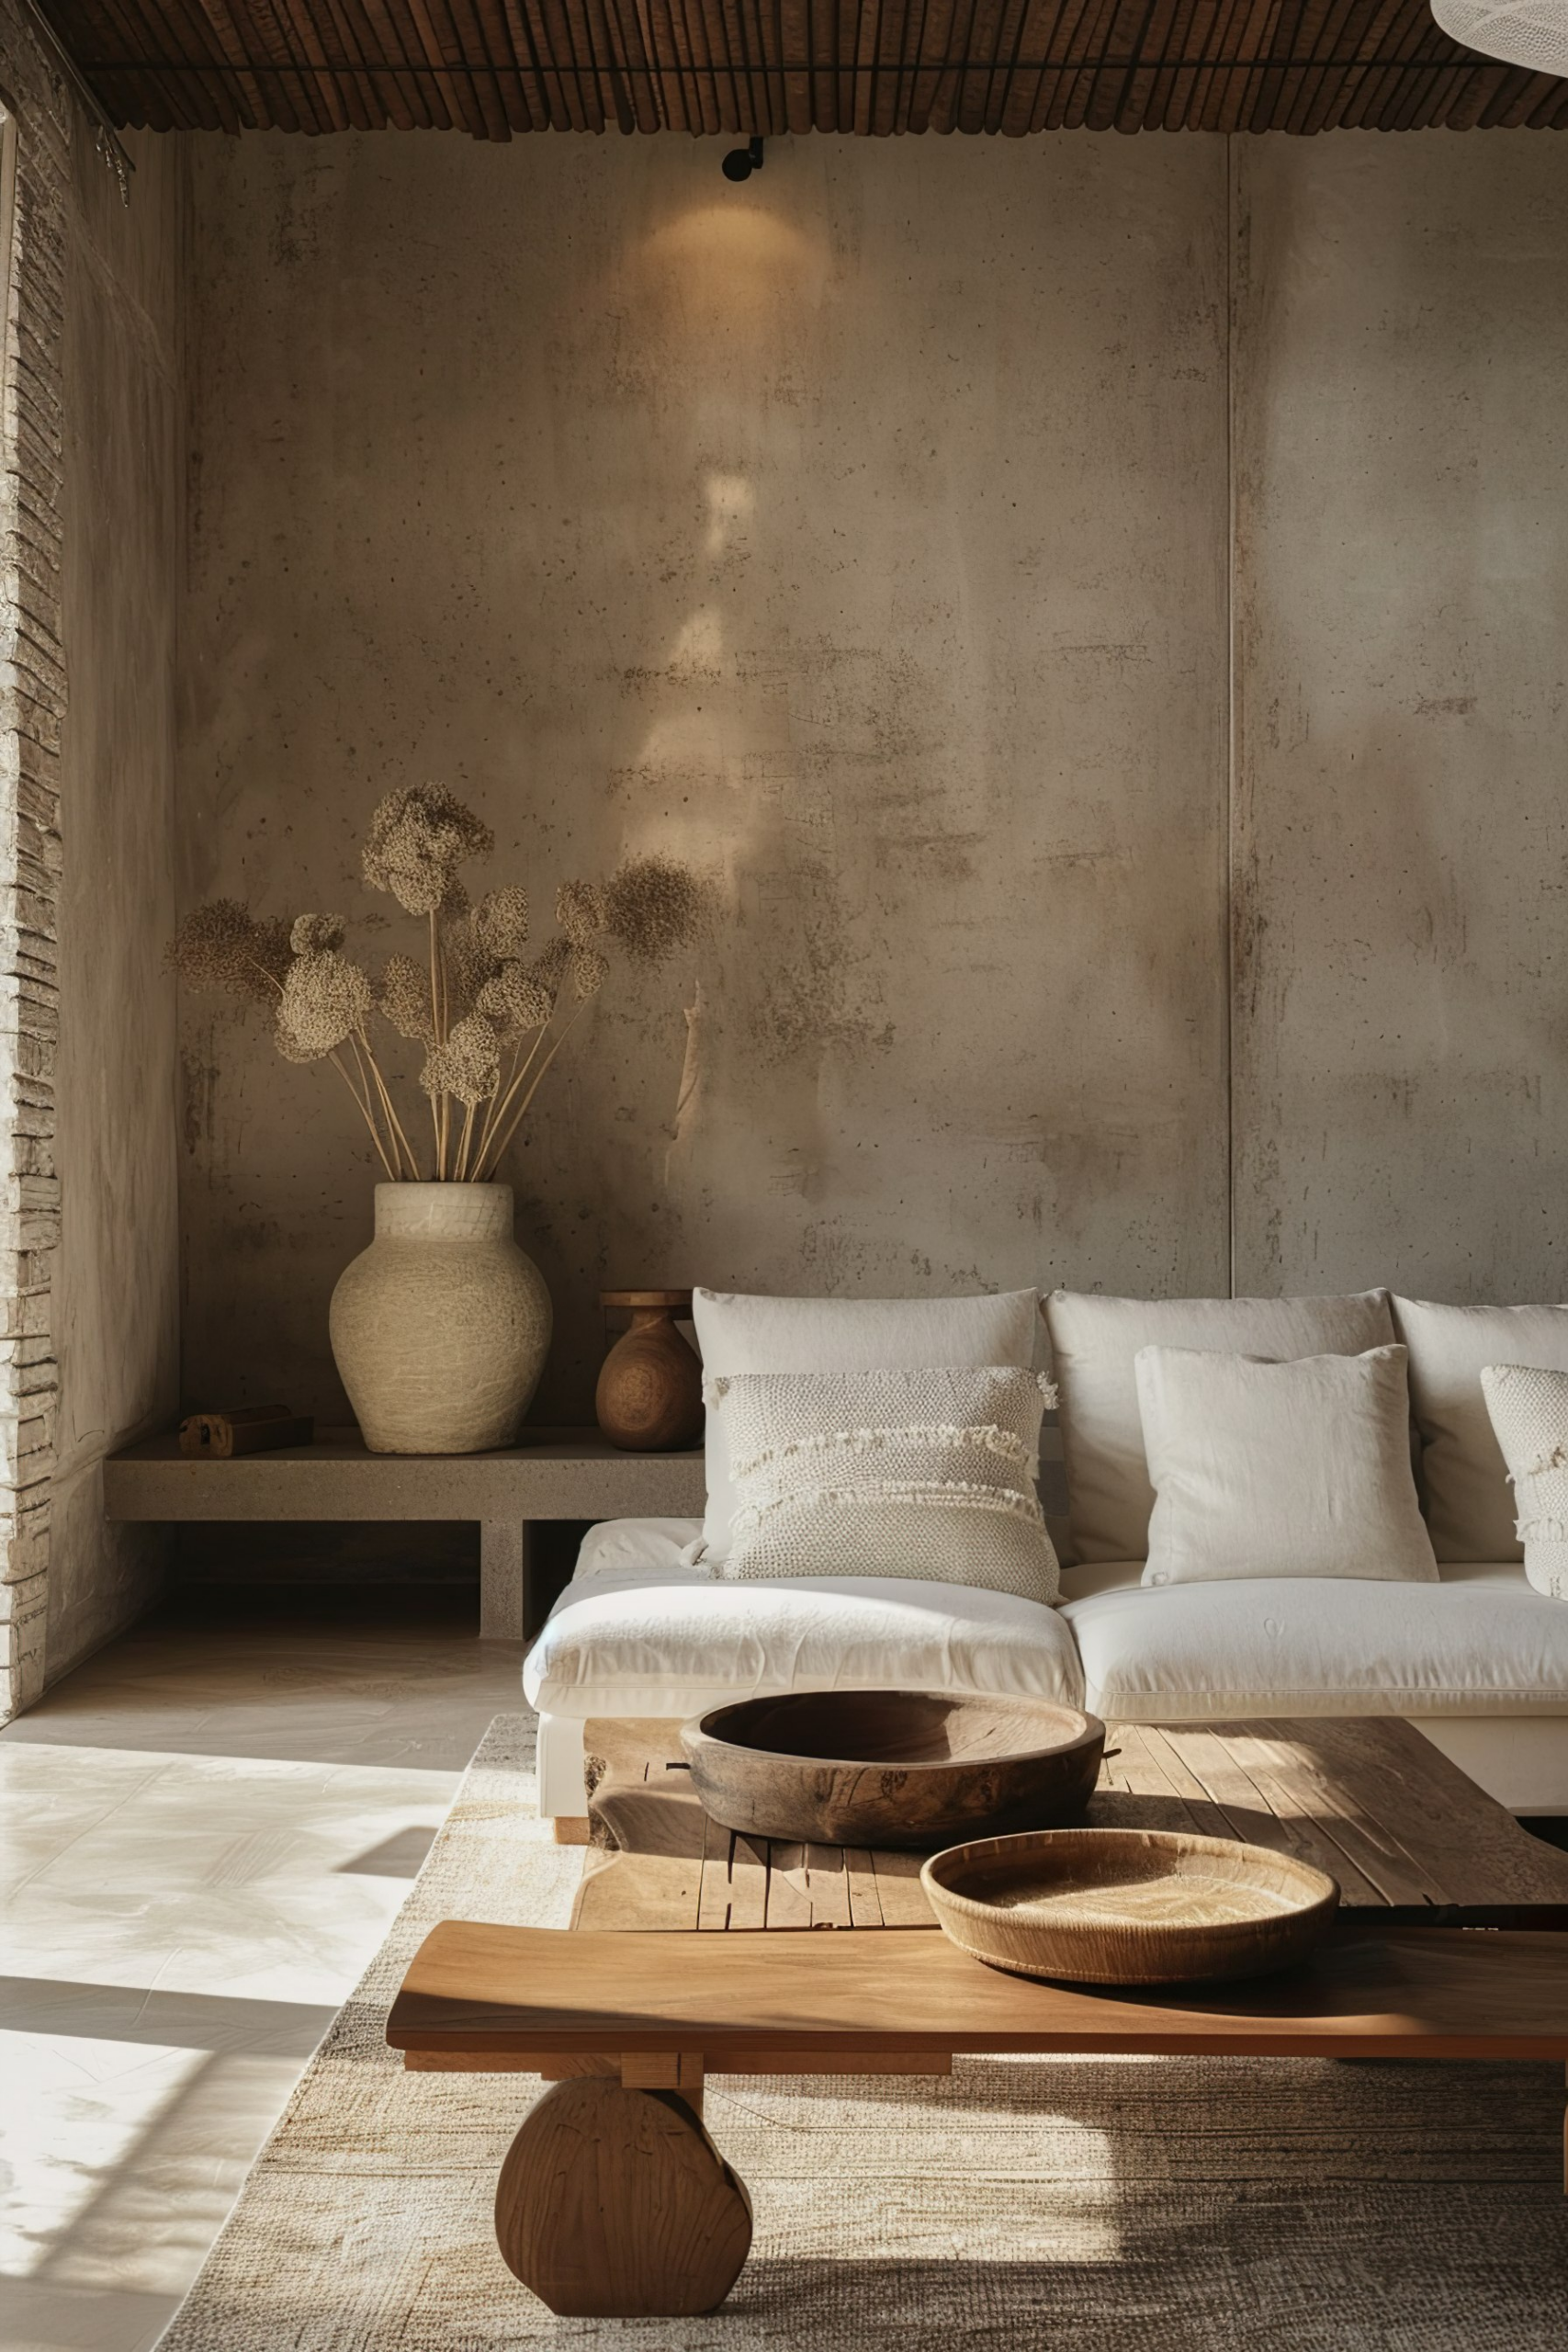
(158, 1714, 1567, 2351)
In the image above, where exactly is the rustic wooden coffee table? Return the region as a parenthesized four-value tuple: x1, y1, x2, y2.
(388, 1715, 1568, 2319)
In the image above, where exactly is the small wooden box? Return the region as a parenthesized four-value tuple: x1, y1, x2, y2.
(178, 1407, 315, 1459)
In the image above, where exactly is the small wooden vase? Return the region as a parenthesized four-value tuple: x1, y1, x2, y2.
(596, 1290, 704, 1453)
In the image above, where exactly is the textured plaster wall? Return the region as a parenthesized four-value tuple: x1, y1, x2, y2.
(1233, 138, 1568, 1305)
(49, 130, 184, 1677)
(178, 134, 1231, 1421)
(175, 130, 1568, 1429)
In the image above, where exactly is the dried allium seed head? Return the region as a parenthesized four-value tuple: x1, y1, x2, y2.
(378, 953, 434, 1044)
(279, 950, 373, 1055)
(250, 919, 295, 993)
(570, 945, 609, 1001)
(168, 900, 250, 990)
(530, 936, 570, 997)
(290, 912, 346, 956)
(168, 900, 294, 1003)
(556, 879, 608, 944)
(419, 1013, 501, 1109)
(476, 887, 529, 958)
(441, 909, 500, 1020)
(273, 1010, 323, 1064)
(475, 962, 554, 1036)
(362, 785, 494, 916)
(604, 854, 704, 965)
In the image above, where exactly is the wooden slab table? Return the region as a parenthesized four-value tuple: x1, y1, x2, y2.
(388, 1715, 1568, 2318)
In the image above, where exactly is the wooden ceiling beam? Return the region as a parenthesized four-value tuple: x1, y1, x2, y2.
(38, 0, 1568, 137)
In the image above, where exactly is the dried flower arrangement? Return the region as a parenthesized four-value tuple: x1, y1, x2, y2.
(170, 786, 701, 1183)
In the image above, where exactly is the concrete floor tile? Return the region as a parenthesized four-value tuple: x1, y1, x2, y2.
(0, 1611, 521, 2352)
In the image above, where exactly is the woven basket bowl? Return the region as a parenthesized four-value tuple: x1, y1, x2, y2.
(921, 1826, 1341, 1984)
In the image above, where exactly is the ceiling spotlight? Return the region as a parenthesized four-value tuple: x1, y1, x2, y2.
(722, 137, 764, 183)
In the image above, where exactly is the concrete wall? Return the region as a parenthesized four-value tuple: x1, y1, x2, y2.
(175, 130, 1568, 1427)
(178, 133, 1231, 1420)
(48, 130, 184, 1677)
(1233, 138, 1568, 1304)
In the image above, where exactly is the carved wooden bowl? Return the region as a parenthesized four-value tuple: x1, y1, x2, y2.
(680, 1690, 1106, 1850)
(921, 1827, 1340, 1985)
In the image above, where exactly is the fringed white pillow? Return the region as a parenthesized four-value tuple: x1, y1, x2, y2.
(1480, 1363, 1568, 1600)
(704, 1366, 1060, 1604)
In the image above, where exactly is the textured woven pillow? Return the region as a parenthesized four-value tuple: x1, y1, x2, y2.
(691, 1289, 1040, 1566)
(705, 1366, 1060, 1603)
(1480, 1363, 1568, 1600)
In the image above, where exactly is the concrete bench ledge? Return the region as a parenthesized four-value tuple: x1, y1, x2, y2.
(105, 1427, 706, 1639)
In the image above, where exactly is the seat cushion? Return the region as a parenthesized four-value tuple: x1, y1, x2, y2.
(524, 1562, 1084, 1721)
(1393, 1296, 1568, 1562)
(1061, 1562, 1568, 1722)
(1044, 1289, 1395, 1564)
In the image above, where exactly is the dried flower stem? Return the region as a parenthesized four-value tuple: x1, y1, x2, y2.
(330, 1046, 399, 1180)
(427, 910, 448, 1180)
(456, 1100, 478, 1183)
(369, 1038, 421, 1179)
(346, 1036, 398, 1178)
(355, 1032, 421, 1180)
(472, 1023, 549, 1170)
(476, 1006, 587, 1179)
(247, 955, 284, 997)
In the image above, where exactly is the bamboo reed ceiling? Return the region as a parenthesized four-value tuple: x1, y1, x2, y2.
(42, 0, 1568, 141)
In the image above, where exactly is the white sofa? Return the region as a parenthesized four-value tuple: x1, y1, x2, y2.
(525, 1291, 1568, 1822)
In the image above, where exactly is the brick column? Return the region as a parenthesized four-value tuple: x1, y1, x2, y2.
(0, 8, 68, 1720)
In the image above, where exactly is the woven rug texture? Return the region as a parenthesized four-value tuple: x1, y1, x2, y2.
(156, 1713, 1568, 2351)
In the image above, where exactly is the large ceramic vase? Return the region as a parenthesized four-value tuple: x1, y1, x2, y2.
(329, 1183, 551, 1454)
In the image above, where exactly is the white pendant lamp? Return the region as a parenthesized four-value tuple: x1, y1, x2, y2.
(1428, 0, 1568, 74)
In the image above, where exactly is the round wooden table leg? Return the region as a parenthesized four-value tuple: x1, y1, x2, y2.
(494, 2077, 753, 2316)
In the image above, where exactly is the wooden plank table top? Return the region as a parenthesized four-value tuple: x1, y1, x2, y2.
(388, 1918, 1568, 2064)
(573, 1713, 1568, 1931)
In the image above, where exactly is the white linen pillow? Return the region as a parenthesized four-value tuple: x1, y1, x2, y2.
(1393, 1298, 1568, 1561)
(691, 1288, 1039, 1565)
(1480, 1363, 1568, 1600)
(1134, 1343, 1438, 1587)
(1044, 1289, 1396, 1564)
(705, 1365, 1060, 1604)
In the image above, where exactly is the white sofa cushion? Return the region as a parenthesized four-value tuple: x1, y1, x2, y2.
(524, 1561, 1083, 1721)
(708, 1365, 1059, 1601)
(1393, 1297, 1568, 1562)
(1135, 1344, 1437, 1587)
(1480, 1363, 1568, 1599)
(1061, 1561, 1568, 1722)
(691, 1288, 1039, 1565)
(1044, 1289, 1396, 1563)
